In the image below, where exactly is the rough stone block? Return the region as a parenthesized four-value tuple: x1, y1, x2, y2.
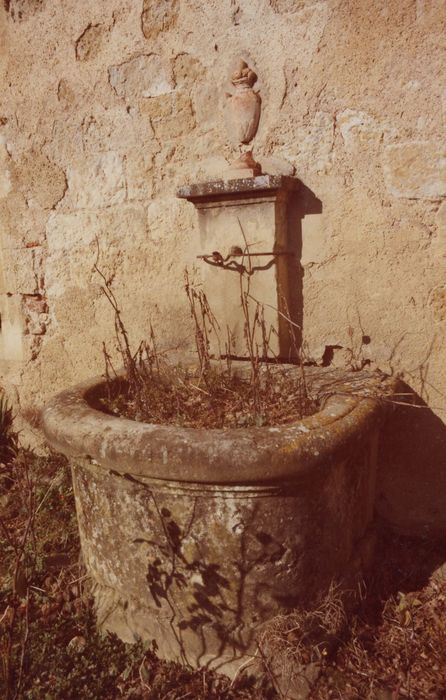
(140, 92, 193, 119)
(45, 205, 147, 297)
(141, 93, 196, 141)
(81, 108, 154, 154)
(65, 152, 126, 210)
(75, 24, 107, 62)
(416, 0, 446, 22)
(5, 248, 38, 295)
(146, 196, 182, 240)
(291, 111, 334, 175)
(442, 89, 446, 128)
(109, 54, 173, 102)
(194, 156, 230, 181)
(57, 79, 76, 109)
(260, 155, 295, 176)
(139, 94, 175, 120)
(152, 112, 196, 141)
(338, 110, 385, 150)
(431, 201, 446, 257)
(141, 0, 179, 40)
(173, 53, 203, 87)
(12, 150, 67, 210)
(125, 150, 154, 202)
(429, 284, 446, 323)
(0, 294, 24, 363)
(0, 139, 12, 199)
(269, 0, 318, 12)
(383, 141, 446, 199)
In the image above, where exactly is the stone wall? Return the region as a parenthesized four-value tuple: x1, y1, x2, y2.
(0, 0, 445, 533)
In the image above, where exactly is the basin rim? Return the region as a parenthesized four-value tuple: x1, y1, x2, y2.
(41, 370, 389, 485)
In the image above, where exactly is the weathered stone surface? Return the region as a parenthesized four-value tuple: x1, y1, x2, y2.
(75, 24, 107, 62)
(178, 175, 301, 357)
(287, 111, 334, 175)
(81, 108, 154, 154)
(45, 205, 148, 296)
(41, 366, 391, 672)
(139, 94, 177, 121)
(259, 155, 295, 176)
(435, 200, 446, 228)
(64, 152, 126, 210)
(146, 196, 183, 241)
(416, 0, 446, 22)
(383, 141, 446, 199)
(177, 174, 300, 200)
(0, 295, 24, 362)
(337, 109, 386, 151)
(11, 151, 67, 210)
(0, 139, 12, 198)
(269, 0, 323, 12)
(141, 0, 179, 40)
(301, 214, 328, 266)
(173, 53, 203, 87)
(7, 248, 39, 295)
(429, 284, 446, 323)
(57, 79, 76, 109)
(125, 150, 154, 201)
(430, 202, 446, 257)
(141, 92, 196, 141)
(109, 54, 174, 101)
(4, 0, 44, 22)
(23, 293, 48, 336)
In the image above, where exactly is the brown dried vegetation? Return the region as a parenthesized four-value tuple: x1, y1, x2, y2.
(96, 250, 315, 429)
(259, 535, 446, 699)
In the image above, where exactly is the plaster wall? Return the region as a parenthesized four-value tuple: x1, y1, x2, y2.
(0, 0, 445, 534)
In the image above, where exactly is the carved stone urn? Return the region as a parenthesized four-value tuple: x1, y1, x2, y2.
(225, 59, 261, 145)
(225, 59, 262, 178)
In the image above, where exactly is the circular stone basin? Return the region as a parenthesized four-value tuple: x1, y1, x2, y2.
(41, 366, 392, 675)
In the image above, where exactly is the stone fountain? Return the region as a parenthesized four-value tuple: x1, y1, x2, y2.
(41, 59, 393, 680)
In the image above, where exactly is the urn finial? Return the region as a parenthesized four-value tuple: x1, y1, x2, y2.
(224, 58, 262, 178)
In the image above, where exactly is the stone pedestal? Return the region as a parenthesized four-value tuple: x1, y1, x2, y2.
(177, 175, 301, 359)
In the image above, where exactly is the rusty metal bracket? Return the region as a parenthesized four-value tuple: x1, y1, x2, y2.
(197, 250, 294, 263)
